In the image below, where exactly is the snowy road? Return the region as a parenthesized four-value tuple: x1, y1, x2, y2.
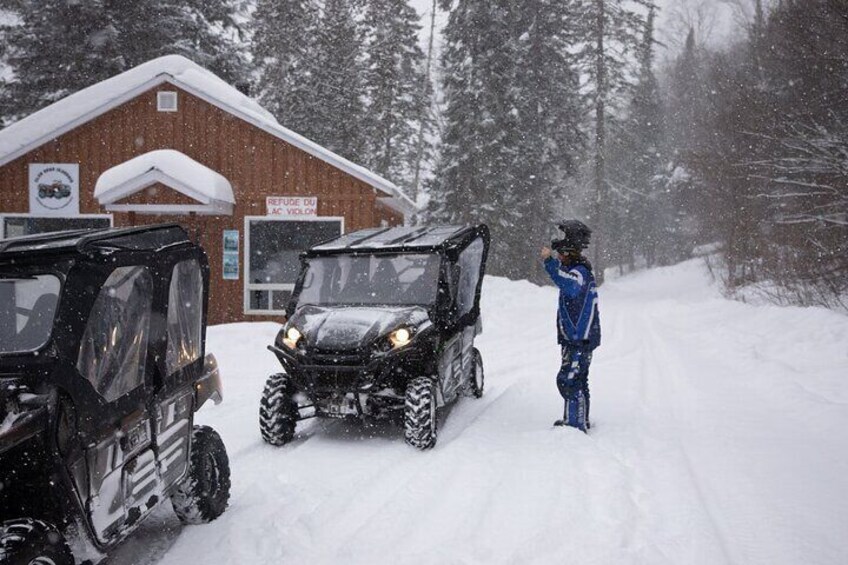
(107, 260, 848, 565)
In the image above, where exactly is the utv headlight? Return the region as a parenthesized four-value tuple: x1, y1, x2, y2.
(388, 327, 412, 349)
(283, 327, 303, 349)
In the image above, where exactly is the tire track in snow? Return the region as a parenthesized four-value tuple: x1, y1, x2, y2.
(588, 304, 673, 564)
(587, 295, 736, 565)
(640, 311, 737, 565)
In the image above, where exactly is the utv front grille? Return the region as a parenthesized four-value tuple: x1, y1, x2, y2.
(306, 371, 361, 392)
(310, 353, 366, 366)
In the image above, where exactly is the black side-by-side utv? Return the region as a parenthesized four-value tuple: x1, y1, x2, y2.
(0, 225, 230, 564)
(260, 225, 490, 450)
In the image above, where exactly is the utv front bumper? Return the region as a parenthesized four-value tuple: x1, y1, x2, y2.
(268, 344, 408, 394)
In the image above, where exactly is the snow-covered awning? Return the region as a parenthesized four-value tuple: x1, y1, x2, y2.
(94, 149, 235, 215)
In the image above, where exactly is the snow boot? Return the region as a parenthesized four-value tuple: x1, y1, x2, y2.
(553, 396, 588, 432)
(553, 418, 587, 433)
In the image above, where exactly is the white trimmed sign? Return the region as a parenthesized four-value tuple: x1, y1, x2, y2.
(266, 196, 317, 217)
(29, 164, 80, 216)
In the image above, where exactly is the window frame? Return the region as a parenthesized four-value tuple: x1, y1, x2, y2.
(243, 215, 344, 316)
(157, 91, 178, 112)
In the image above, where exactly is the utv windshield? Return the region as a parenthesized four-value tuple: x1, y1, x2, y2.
(0, 274, 61, 354)
(297, 254, 442, 306)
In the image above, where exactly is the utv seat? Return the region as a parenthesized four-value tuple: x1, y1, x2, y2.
(13, 293, 58, 351)
(372, 259, 402, 303)
(338, 259, 372, 303)
(404, 260, 441, 304)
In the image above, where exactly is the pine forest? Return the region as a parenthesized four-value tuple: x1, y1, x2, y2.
(1, 0, 845, 307)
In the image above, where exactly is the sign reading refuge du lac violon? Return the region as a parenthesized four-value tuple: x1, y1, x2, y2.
(266, 196, 318, 217)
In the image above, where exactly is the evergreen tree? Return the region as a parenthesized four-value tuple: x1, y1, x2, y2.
(510, 0, 585, 279)
(657, 27, 706, 263)
(115, 1, 247, 81)
(608, 5, 665, 269)
(574, 0, 654, 281)
(0, 0, 121, 123)
(665, 28, 701, 156)
(0, 1, 22, 118)
(253, 0, 319, 136)
(428, 0, 516, 275)
(0, 0, 246, 125)
(361, 0, 429, 186)
(411, 0, 440, 201)
(309, 0, 368, 161)
(428, 0, 583, 281)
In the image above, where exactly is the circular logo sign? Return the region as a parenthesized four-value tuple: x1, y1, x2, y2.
(33, 166, 75, 210)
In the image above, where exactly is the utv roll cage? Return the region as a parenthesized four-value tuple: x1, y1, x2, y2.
(0, 223, 191, 255)
(288, 225, 490, 326)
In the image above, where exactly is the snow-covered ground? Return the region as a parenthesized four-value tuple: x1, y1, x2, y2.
(108, 259, 848, 565)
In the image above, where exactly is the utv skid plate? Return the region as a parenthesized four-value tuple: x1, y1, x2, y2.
(294, 390, 405, 422)
(270, 343, 406, 423)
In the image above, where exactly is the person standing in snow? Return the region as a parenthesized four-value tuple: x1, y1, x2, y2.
(541, 220, 601, 432)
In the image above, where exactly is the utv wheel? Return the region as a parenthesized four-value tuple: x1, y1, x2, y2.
(259, 373, 299, 446)
(464, 348, 484, 398)
(171, 425, 231, 524)
(0, 519, 73, 565)
(404, 377, 438, 450)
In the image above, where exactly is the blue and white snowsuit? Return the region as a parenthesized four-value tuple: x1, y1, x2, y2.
(543, 256, 601, 431)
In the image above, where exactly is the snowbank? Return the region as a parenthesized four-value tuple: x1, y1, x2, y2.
(108, 259, 848, 565)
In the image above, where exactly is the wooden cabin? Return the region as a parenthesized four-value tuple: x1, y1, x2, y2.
(0, 55, 415, 324)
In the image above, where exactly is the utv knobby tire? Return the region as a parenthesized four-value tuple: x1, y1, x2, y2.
(0, 519, 73, 565)
(404, 377, 438, 450)
(259, 373, 298, 446)
(171, 425, 231, 524)
(463, 347, 485, 398)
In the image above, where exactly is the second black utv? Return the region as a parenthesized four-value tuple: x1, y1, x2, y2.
(0, 225, 230, 564)
(260, 225, 489, 450)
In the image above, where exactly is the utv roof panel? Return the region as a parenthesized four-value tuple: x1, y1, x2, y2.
(309, 225, 472, 253)
(0, 224, 192, 258)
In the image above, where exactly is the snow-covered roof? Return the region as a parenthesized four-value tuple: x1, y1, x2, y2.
(0, 55, 416, 214)
(95, 149, 235, 208)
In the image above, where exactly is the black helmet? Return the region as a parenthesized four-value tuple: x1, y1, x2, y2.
(551, 219, 591, 253)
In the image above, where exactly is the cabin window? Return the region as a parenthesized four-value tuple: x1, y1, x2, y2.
(244, 217, 343, 315)
(157, 91, 178, 112)
(77, 266, 152, 402)
(1, 215, 112, 239)
(166, 259, 204, 375)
